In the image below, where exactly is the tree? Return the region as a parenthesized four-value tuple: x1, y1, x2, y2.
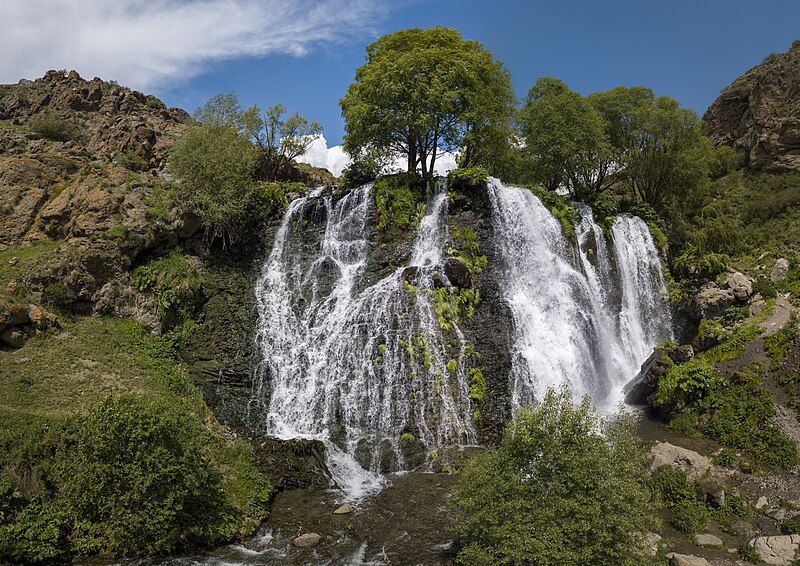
(255, 104, 322, 181)
(340, 27, 515, 179)
(518, 78, 610, 200)
(451, 388, 656, 565)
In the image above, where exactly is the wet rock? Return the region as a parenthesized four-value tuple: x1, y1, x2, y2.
(748, 535, 800, 565)
(650, 442, 713, 481)
(695, 533, 723, 546)
(443, 257, 472, 288)
(772, 258, 789, 284)
(250, 437, 331, 491)
(292, 533, 321, 548)
(624, 345, 693, 409)
(666, 552, 710, 566)
(333, 504, 352, 515)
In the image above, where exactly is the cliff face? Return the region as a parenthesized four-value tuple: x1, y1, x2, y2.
(703, 40, 800, 172)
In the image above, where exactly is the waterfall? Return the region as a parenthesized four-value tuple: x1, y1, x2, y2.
(253, 184, 475, 498)
(487, 178, 672, 412)
(252, 178, 672, 497)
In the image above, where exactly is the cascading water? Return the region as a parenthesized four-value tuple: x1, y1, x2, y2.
(252, 183, 475, 498)
(487, 178, 673, 412)
(252, 177, 672, 499)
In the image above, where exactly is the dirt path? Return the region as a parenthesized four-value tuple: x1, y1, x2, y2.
(762, 293, 793, 337)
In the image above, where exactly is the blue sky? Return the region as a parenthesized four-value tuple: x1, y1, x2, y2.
(152, 0, 799, 146)
(4, 0, 798, 150)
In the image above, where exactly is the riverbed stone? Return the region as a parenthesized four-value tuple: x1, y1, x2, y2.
(333, 504, 352, 515)
(292, 532, 322, 548)
(772, 258, 789, 284)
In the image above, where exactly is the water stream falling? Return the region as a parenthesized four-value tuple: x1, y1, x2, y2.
(252, 183, 475, 498)
(252, 178, 672, 497)
(487, 178, 672, 412)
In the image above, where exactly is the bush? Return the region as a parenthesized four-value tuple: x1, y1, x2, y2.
(373, 173, 426, 240)
(133, 250, 202, 330)
(448, 167, 488, 191)
(169, 123, 267, 245)
(0, 395, 272, 561)
(30, 112, 81, 142)
(114, 151, 149, 172)
(451, 388, 656, 565)
(657, 358, 722, 406)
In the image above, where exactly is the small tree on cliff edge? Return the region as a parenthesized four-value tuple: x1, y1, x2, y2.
(340, 27, 515, 179)
(451, 387, 657, 565)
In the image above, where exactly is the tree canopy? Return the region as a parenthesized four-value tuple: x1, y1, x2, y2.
(451, 388, 656, 565)
(517, 79, 710, 212)
(340, 27, 515, 178)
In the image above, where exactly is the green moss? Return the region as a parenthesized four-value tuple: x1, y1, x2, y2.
(467, 367, 486, 403)
(528, 187, 577, 242)
(447, 224, 488, 275)
(114, 151, 149, 172)
(446, 359, 458, 376)
(400, 432, 416, 444)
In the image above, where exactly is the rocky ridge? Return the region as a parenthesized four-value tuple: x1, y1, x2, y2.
(703, 40, 800, 172)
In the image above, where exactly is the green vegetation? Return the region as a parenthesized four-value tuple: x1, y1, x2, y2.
(114, 150, 149, 171)
(650, 467, 748, 534)
(373, 173, 426, 240)
(451, 388, 656, 565)
(699, 324, 763, 364)
(659, 360, 797, 470)
(528, 186, 578, 241)
(341, 27, 515, 178)
(0, 239, 59, 299)
(447, 224, 487, 275)
(132, 250, 203, 330)
(0, 317, 271, 562)
(30, 111, 82, 142)
(447, 167, 489, 191)
(430, 287, 480, 333)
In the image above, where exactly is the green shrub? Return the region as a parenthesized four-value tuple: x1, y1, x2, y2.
(752, 276, 777, 300)
(169, 123, 266, 245)
(764, 318, 797, 369)
(528, 186, 578, 242)
(448, 167, 488, 191)
(429, 287, 480, 333)
(133, 250, 202, 330)
(657, 358, 722, 406)
(30, 112, 81, 142)
(700, 324, 762, 364)
(672, 499, 711, 533)
(451, 388, 656, 565)
(114, 151, 149, 172)
(673, 250, 729, 279)
(42, 281, 74, 309)
(447, 224, 487, 275)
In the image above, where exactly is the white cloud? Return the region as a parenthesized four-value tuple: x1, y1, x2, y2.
(2, 0, 385, 89)
(297, 136, 459, 178)
(296, 136, 351, 176)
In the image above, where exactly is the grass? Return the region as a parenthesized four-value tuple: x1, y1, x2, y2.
(0, 239, 59, 299)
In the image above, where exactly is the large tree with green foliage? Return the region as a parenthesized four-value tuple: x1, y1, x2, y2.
(451, 388, 656, 565)
(340, 27, 515, 178)
(518, 78, 610, 200)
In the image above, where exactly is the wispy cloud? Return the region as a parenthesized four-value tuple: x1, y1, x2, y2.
(2, 0, 385, 89)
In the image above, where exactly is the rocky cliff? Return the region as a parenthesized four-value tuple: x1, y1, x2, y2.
(703, 40, 800, 172)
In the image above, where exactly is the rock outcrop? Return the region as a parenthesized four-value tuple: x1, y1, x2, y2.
(703, 40, 800, 172)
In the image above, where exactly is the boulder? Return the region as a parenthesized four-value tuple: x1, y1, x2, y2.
(643, 532, 661, 556)
(766, 508, 787, 521)
(748, 535, 800, 565)
(292, 533, 322, 548)
(650, 442, 713, 481)
(757, 496, 769, 510)
(444, 257, 472, 288)
(772, 258, 789, 284)
(724, 269, 753, 302)
(333, 504, 352, 515)
(694, 533, 723, 546)
(693, 283, 736, 319)
(666, 553, 710, 566)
